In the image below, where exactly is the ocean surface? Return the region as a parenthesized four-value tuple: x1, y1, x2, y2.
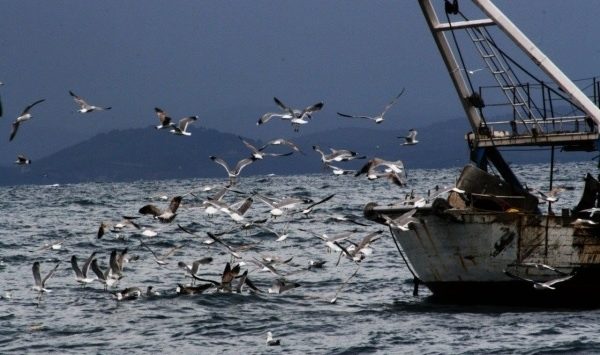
(1, 161, 600, 354)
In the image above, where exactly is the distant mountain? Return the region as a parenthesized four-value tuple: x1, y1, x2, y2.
(0, 118, 594, 186)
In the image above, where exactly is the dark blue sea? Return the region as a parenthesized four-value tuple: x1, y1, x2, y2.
(1, 161, 600, 354)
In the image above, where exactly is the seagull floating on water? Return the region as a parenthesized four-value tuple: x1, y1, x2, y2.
(9, 99, 45, 142)
(69, 90, 111, 113)
(337, 88, 405, 124)
(266, 332, 281, 346)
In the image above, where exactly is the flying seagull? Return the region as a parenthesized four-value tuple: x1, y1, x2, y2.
(239, 136, 293, 160)
(139, 240, 182, 266)
(170, 116, 198, 136)
(503, 270, 574, 290)
(154, 107, 174, 129)
(69, 90, 111, 113)
(313, 146, 366, 164)
(15, 155, 32, 165)
(355, 157, 407, 186)
(9, 99, 45, 141)
(399, 129, 419, 145)
(32, 261, 60, 293)
(209, 155, 258, 186)
(71, 252, 98, 285)
(258, 97, 324, 132)
(337, 88, 405, 124)
(139, 196, 183, 223)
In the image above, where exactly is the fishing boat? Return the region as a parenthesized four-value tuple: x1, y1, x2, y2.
(365, 0, 600, 306)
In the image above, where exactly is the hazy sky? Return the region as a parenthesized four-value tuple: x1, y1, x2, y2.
(1, 1, 599, 165)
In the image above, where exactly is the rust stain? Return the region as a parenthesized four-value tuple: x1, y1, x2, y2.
(457, 254, 467, 271)
(491, 227, 515, 257)
(463, 255, 477, 265)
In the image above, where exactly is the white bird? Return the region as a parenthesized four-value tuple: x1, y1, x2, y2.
(400, 129, 419, 145)
(581, 207, 600, 217)
(268, 279, 301, 294)
(258, 97, 324, 132)
(355, 157, 407, 186)
(503, 270, 574, 290)
(114, 287, 142, 301)
(69, 90, 111, 113)
(15, 155, 32, 165)
(259, 138, 303, 155)
(71, 252, 98, 285)
(337, 88, 405, 124)
(90, 256, 121, 290)
(170, 116, 198, 136)
(32, 261, 60, 293)
(254, 193, 309, 217)
(382, 208, 419, 231)
(138, 196, 183, 223)
(313, 146, 366, 163)
(204, 196, 254, 222)
(239, 137, 293, 160)
(97, 216, 141, 238)
(139, 240, 182, 266)
(209, 156, 258, 186)
(178, 257, 213, 283)
(325, 163, 355, 176)
(9, 99, 45, 142)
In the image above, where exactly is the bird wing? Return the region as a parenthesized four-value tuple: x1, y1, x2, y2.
(69, 90, 90, 108)
(210, 156, 232, 174)
(503, 270, 535, 284)
(32, 262, 42, 287)
(167, 196, 183, 214)
(191, 257, 213, 275)
(82, 252, 98, 276)
(90, 259, 105, 280)
(42, 262, 61, 287)
(356, 230, 383, 251)
(233, 157, 257, 175)
(260, 138, 301, 152)
(139, 204, 162, 216)
(154, 107, 172, 125)
(258, 112, 287, 125)
(306, 194, 335, 210)
(336, 112, 375, 120)
(71, 255, 84, 279)
(178, 116, 197, 132)
(140, 240, 160, 261)
(21, 99, 45, 115)
(303, 101, 324, 114)
(273, 97, 293, 115)
(9, 121, 20, 142)
(381, 88, 405, 116)
(109, 249, 120, 276)
(543, 274, 574, 287)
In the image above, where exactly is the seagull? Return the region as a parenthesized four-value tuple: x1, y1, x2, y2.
(138, 196, 183, 223)
(71, 252, 98, 285)
(301, 228, 357, 253)
(239, 137, 293, 160)
(337, 88, 405, 124)
(313, 146, 366, 164)
(32, 261, 60, 293)
(325, 163, 355, 176)
(399, 129, 419, 145)
(355, 157, 407, 186)
(9, 99, 45, 142)
(146, 286, 161, 297)
(531, 187, 565, 203)
(90, 257, 120, 290)
(139, 240, 182, 266)
(170, 116, 198, 136)
(153, 107, 175, 129)
(209, 156, 258, 186)
(178, 224, 243, 259)
(345, 230, 383, 262)
(266, 332, 281, 346)
(258, 97, 324, 132)
(176, 283, 214, 295)
(308, 260, 327, 270)
(203, 196, 254, 222)
(114, 287, 142, 301)
(295, 193, 335, 216)
(268, 279, 301, 294)
(503, 270, 574, 290)
(15, 155, 32, 165)
(178, 257, 213, 282)
(259, 138, 303, 155)
(581, 207, 600, 217)
(69, 90, 111, 113)
(254, 193, 310, 217)
(97, 216, 140, 238)
(382, 208, 419, 231)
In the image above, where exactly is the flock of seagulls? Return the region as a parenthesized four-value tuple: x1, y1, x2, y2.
(5, 87, 424, 346)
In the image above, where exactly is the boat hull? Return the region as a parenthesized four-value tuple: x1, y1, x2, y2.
(381, 207, 600, 305)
